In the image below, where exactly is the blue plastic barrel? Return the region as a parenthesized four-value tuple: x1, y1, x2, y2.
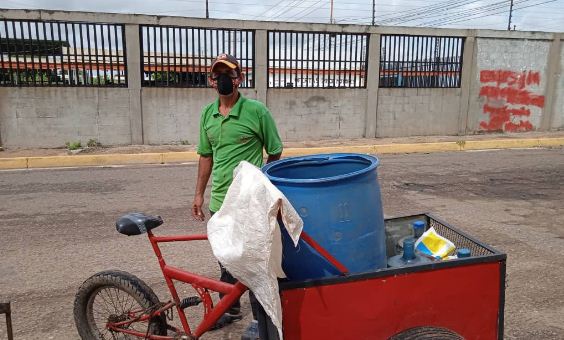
(262, 153, 386, 280)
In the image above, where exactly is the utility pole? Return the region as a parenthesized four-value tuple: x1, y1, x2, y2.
(507, 0, 513, 31)
(372, 0, 375, 25)
(206, 0, 209, 19)
(330, 0, 334, 24)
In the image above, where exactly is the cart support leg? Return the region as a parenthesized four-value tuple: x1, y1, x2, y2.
(0, 302, 14, 340)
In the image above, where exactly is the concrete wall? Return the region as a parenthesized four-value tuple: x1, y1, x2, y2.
(467, 38, 551, 133)
(0, 9, 562, 148)
(0, 87, 135, 148)
(267, 89, 367, 140)
(376, 88, 462, 137)
(552, 42, 564, 129)
(141, 88, 258, 145)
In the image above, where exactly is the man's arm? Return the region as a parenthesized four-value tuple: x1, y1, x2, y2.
(192, 155, 213, 221)
(266, 153, 281, 164)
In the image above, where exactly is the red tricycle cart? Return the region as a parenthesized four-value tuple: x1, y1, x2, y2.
(74, 212, 506, 339)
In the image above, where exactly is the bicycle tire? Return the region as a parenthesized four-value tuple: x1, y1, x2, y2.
(73, 270, 167, 339)
(389, 326, 464, 340)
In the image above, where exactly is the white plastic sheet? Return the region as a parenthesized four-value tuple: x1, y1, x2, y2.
(207, 161, 303, 339)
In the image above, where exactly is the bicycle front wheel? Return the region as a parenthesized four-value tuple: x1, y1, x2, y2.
(73, 270, 167, 339)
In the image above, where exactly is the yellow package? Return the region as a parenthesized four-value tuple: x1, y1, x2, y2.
(414, 227, 455, 259)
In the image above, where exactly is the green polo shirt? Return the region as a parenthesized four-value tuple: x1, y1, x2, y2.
(197, 94, 283, 212)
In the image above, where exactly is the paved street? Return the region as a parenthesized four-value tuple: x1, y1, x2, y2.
(0, 148, 563, 339)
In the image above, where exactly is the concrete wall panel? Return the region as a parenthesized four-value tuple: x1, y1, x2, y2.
(0, 88, 133, 148)
(376, 88, 462, 137)
(468, 38, 551, 133)
(552, 43, 564, 129)
(266, 89, 367, 141)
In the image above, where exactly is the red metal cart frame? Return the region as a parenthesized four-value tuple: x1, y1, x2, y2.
(81, 212, 506, 339)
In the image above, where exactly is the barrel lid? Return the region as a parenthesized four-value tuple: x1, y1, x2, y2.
(262, 153, 379, 184)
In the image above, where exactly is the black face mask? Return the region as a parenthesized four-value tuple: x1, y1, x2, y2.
(216, 73, 234, 95)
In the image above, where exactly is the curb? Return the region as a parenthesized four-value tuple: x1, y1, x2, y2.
(1, 137, 562, 170)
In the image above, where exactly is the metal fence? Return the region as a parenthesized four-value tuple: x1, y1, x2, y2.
(379, 35, 464, 88)
(0, 19, 127, 87)
(140, 25, 254, 88)
(268, 31, 369, 89)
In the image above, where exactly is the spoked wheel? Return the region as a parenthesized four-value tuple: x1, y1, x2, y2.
(74, 270, 167, 339)
(389, 326, 464, 340)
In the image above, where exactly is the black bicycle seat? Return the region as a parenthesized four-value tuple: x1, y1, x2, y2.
(116, 212, 163, 236)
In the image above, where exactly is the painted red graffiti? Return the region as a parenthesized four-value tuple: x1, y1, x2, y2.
(478, 70, 544, 132)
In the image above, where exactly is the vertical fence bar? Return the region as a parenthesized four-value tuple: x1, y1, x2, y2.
(381, 35, 385, 87)
(100, 24, 107, 84)
(205, 29, 209, 87)
(0, 21, 5, 85)
(346, 35, 351, 87)
(120, 25, 127, 87)
(299, 32, 303, 87)
(458, 38, 464, 88)
(151, 26, 156, 86)
(165, 27, 170, 86)
(145, 26, 150, 86)
(214, 29, 219, 60)
(158, 26, 163, 87)
(250, 31, 254, 87)
(429, 36, 434, 87)
(51, 22, 57, 85)
(94, 24, 102, 86)
(198, 28, 203, 86)
(43, 21, 52, 85)
(79, 23, 87, 84)
(11, 21, 20, 85)
(281, 32, 285, 87)
(85, 24, 92, 85)
(277, 32, 281, 87)
(325, 34, 328, 87)
(106, 24, 113, 85)
(391, 35, 395, 88)
(386, 35, 391, 87)
(330, 34, 335, 87)
(186, 28, 190, 86)
(36, 22, 44, 85)
(275, 32, 279, 88)
(27, 21, 35, 85)
(71, 23, 79, 85)
(55, 22, 64, 85)
(451, 38, 456, 88)
(173, 27, 177, 85)
(19, 21, 29, 85)
(337, 34, 342, 87)
(63, 23, 70, 85)
(49, 21, 57, 85)
(415, 36, 420, 88)
(4, 21, 13, 85)
(288, 32, 293, 86)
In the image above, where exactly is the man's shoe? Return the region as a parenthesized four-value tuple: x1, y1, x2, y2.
(210, 312, 243, 330)
(241, 320, 259, 340)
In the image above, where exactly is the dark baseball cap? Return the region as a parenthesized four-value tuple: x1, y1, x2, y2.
(211, 54, 241, 73)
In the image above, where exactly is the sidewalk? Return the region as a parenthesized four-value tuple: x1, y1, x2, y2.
(1, 131, 563, 170)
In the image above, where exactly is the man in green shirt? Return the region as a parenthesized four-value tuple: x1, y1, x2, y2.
(191, 54, 282, 336)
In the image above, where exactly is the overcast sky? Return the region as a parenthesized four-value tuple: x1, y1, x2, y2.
(2, 0, 563, 32)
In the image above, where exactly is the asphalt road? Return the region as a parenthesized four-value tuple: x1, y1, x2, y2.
(0, 148, 563, 339)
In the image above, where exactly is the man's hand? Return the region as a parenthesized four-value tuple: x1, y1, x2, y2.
(192, 194, 205, 221)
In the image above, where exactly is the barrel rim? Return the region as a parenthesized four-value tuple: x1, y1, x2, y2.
(262, 153, 379, 184)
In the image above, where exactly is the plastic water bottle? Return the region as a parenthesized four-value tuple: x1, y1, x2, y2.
(456, 248, 471, 258)
(413, 220, 426, 239)
(388, 238, 431, 268)
(395, 220, 426, 253)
